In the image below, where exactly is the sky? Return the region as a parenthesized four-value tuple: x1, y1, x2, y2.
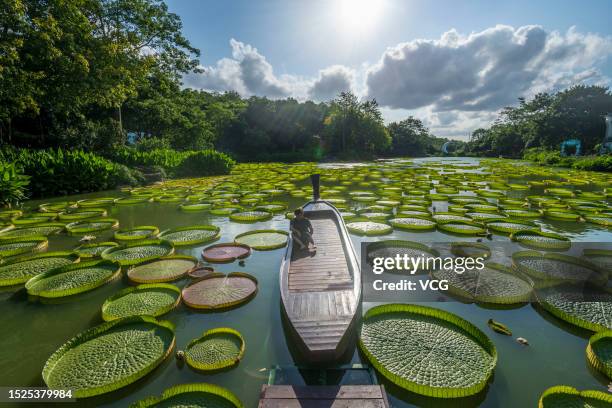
(166, 0, 612, 140)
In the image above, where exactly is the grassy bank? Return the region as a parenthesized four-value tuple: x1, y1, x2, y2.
(523, 148, 612, 172)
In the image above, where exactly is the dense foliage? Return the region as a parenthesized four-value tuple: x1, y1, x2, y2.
(524, 148, 612, 172)
(0, 162, 30, 206)
(0, 147, 138, 197)
(465, 85, 612, 158)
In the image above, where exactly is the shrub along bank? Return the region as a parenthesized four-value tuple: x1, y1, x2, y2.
(0, 146, 235, 202)
(523, 148, 612, 172)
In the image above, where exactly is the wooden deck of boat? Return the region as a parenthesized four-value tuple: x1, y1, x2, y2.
(288, 216, 353, 292)
(258, 385, 390, 408)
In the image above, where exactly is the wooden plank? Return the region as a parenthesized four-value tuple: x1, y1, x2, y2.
(259, 386, 389, 408)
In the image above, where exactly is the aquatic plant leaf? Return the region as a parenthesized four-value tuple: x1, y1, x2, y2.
(182, 272, 257, 310)
(127, 255, 197, 283)
(184, 328, 245, 371)
(158, 225, 220, 246)
(234, 230, 288, 250)
(0, 252, 79, 286)
(102, 284, 181, 321)
(102, 240, 174, 266)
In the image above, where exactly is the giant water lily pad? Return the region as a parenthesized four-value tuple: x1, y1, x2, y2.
(359, 303, 497, 398)
(582, 249, 612, 273)
(102, 240, 174, 266)
(0, 236, 48, 258)
(66, 218, 119, 234)
(389, 217, 436, 230)
(486, 219, 538, 234)
(234, 230, 288, 250)
(538, 385, 612, 408)
(127, 255, 198, 283)
(26, 259, 121, 298)
(450, 242, 491, 259)
(229, 210, 272, 222)
(432, 263, 532, 304)
(75, 241, 119, 258)
(202, 243, 251, 263)
(131, 383, 244, 408)
(182, 272, 257, 310)
(346, 220, 393, 236)
(114, 226, 159, 241)
(536, 283, 612, 332)
(510, 230, 571, 250)
(0, 223, 65, 239)
(437, 221, 486, 236)
(102, 283, 181, 321)
(586, 330, 612, 380)
(183, 327, 245, 371)
(158, 225, 220, 246)
(0, 252, 79, 286)
(43, 316, 175, 398)
(513, 251, 606, 284)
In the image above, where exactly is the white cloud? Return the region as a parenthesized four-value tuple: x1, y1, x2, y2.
(183, 26, 612, 139)
(365, 25, 612, 112)
(308, 65, 355, 101)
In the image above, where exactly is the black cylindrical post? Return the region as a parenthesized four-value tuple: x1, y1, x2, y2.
(311, 174, 320, 201)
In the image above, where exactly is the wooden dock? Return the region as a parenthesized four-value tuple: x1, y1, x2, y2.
(258, 385, 390, 408)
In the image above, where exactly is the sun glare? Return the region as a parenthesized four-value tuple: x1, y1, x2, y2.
(334, 0, 385, 33)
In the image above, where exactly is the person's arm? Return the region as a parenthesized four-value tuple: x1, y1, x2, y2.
(306, 219, 313, 234)
(290, 220, 301, 236)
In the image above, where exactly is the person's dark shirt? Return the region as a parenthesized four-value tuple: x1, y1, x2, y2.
(290, 217, 312, 234)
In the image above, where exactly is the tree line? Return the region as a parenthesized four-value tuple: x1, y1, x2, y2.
(1, 0, 445, 161)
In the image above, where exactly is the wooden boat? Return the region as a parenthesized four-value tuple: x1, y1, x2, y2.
(280, 174, 361, 362)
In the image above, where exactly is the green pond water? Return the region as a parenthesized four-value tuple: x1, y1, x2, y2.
(0, 157, 610, 407)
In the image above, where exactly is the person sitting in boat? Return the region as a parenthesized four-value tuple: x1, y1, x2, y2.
(290, 208, 316, 250)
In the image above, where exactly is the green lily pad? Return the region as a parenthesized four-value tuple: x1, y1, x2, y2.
(131, 383, 243, 408)
(234, 230, 288, 250)
(536, 283, 612, 332)
(102, 283, 181, 321)
(0, 252, 79, 286)
(366, 241, 439, 274)
(359, 303, 497, 398)
(114, 226, 160, 241)
(437, 221, 486, 235)
(0, 223, 65, 239)
(513, 251, 606, 284)
(43, 316, 175, 398)
(510, 230, 571, 250)
(346, 220, 393, 236)
(75, 242, 119, 258)
(183, 327, 245, 371)
(25, 259, 121, 298)
(389, 217, 436, 230)
(538, 385, 612, 408)
(158, 225, 220, 246)
(101, 240, 174, 266)
(229, 211, 272, 222)
(586, 330, 612, 380)
(65, 218, 119, 234)
(127, 255, 198, 283)
(0, 236, 48, 258)
(486, 219, 538, 234)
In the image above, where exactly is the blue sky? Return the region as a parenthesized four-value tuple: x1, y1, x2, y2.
(166, 0, 612, 139)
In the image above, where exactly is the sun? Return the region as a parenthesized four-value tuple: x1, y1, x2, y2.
(334, 0, 386, 33)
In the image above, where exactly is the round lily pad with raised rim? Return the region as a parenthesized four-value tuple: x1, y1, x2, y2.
(543, 209, 582, 221)
(538, 385, 612, 408)
(486, 219, 539, 234)
(234, 230, 288, 250)
(586, 330, 612, 380)
(127, 255, 198, 283)
(513, 251, 606, 284)
(183, 327, 245, 371)
(114, 226, 159, 241)
(11, 214, 56, 226)
(584, 215, 612, 226)
(131, 383, 244, 408)
(101, 283, 181, 321)
(581, 249, 612, 272)
(101, 239, 174, 266)
(346, 220, 393, 236)
(229, 210, 272, 223)
(510, 230, 571, 250)
(114, 196, 151, 205)
(0, 223, 65, 239)
(432, 263, 532, 304)
(450, 242, 491, 259)
(75, 241, 119, 258)
(535, 283, 612, 332)
(25, 259, 121, 298)
(359, 303, 497, 398)
(0, 236, 48, 258)
(202, 243, 251, 263)
(179, 202, 212, 212)
(389, 217, 436, 231)
(182, 272, 257, 310)
(58, 208, 107, 221)
(65, 218, 119, 234)
(366, 241, 439, 274)
(188, 266, 215, 280)
(437, 220, 486, 236)
(76, 197, 116, 207)
(0, 251, 79, 286)
(42, 316, 175, 398)
(158, 225, 220, 246)
(210, 206, 242, 216)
